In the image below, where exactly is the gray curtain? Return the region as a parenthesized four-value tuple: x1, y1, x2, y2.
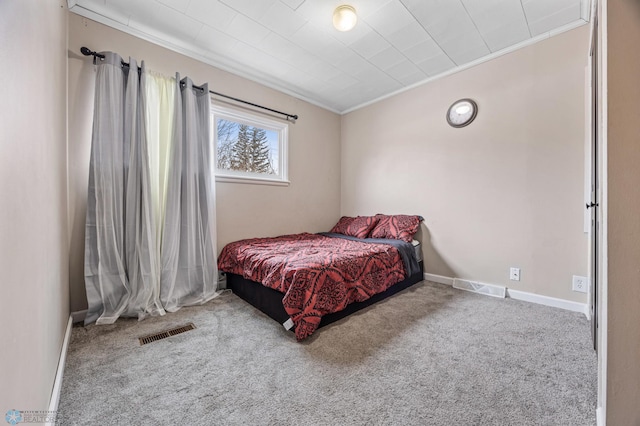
(84, 53, 162, 324)
(160, 75, 218, 311)
(84, 55, 218, 325)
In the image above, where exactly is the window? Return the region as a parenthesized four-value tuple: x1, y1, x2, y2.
(212, 104, 289, 185)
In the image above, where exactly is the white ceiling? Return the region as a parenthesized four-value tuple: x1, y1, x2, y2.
(68, 0, 590, 113)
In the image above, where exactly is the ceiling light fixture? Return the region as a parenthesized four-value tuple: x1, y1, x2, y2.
(333, 5, 357, 32)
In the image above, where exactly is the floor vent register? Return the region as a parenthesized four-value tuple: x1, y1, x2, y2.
(138, 323, 196, 346)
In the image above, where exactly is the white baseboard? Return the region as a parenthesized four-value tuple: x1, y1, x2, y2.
(48, 316, 72, 424)
(423, 273, 454, 286)
(507, 289, 589, 316)
(71, 309, 87, 324)
(596, 407, 604, 426)
(424, 273, 589, 316)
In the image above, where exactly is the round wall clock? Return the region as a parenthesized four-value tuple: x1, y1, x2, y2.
(446, 98, 478, 128)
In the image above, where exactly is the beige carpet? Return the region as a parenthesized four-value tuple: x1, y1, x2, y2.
(57, 281, 597, 425)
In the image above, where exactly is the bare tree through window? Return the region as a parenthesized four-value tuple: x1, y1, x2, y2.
(216, 118, 278, 175)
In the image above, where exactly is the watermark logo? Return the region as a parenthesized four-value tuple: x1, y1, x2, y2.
(5, 410, 22, 425)
(4, 410, 59, 424)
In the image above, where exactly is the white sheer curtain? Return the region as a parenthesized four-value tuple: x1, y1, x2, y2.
(144, 71, 175, 278)
(84, 53, 219, 325)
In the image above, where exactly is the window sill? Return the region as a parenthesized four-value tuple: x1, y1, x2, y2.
(215, 174, 290, 187)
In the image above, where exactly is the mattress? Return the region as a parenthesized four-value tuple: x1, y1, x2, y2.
(412, 239, 423, 263)
(218, 232, 417, 340)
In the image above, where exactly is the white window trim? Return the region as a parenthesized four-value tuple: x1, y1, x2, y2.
(211, 101, 289, 186)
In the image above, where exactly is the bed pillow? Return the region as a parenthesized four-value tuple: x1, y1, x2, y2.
(369, 214, 422, 243)
(330, 216, 379, 239)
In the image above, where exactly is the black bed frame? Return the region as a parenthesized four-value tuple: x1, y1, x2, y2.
(226, 261, 424, 331)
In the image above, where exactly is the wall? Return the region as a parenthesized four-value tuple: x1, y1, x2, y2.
(0, 0, 69, 414)
(67, 13, 342, 312)
(341, 25, 590, 302)
(605, 0, 640, 423)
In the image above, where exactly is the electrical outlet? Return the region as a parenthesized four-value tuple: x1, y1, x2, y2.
(510, 267, 520, 281)
(572, 275, 588, 293)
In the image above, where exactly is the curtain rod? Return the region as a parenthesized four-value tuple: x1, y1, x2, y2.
(80, 47, 298, 122)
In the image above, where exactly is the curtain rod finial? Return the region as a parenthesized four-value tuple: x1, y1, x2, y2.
(80, 47, 93, 56)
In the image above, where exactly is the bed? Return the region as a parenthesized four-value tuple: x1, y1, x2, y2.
(218, 214, 424, 340)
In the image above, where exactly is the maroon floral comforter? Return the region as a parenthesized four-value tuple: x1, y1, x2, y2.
(218, 233, 406, 340)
